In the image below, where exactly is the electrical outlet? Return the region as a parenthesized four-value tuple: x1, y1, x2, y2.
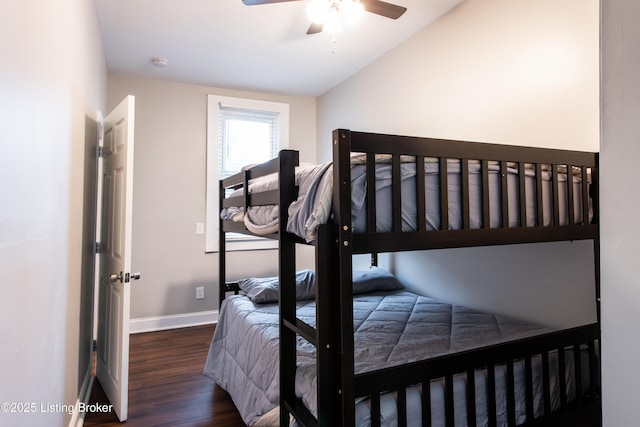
(196, 286, 205, 299)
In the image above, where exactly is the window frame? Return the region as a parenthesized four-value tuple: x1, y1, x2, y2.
(205, 94, 289, 253)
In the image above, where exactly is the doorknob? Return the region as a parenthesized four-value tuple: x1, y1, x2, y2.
(109, 272, 123, 283)
(130, 272, 141, 281)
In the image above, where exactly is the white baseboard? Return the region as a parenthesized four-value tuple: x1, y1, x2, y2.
(69, 365, 94, 427)
(129, 310, 219, 334)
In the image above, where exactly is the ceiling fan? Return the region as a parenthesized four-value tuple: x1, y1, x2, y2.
(242, 0, 407, 35)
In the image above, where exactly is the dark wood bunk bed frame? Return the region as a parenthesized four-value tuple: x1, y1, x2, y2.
(218, 129, 601, 427)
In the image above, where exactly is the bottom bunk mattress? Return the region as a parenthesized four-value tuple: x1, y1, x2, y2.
(203, 289, 574, 426)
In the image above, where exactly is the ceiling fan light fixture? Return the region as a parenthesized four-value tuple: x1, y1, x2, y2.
(306, 0, 329, 24)
(324, 3, 344, 33)
(307, 0, 360, 33)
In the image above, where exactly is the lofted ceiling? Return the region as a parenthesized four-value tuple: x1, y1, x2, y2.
(94, 0, 463, 97)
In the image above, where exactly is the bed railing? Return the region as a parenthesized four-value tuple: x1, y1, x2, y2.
(218, 149, 300, 238)
(332, 129, 599, 255)
(218, 149, 300, 306)
(355, 323, 600, 427)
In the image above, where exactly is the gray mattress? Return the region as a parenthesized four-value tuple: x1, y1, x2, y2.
(221, 158, 587, 243)
(203, 290, 564, 426)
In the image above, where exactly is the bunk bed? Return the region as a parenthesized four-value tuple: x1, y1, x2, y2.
(205, 129, 600, 427)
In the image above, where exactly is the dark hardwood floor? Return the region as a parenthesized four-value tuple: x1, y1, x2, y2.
(84, 324, 246, 426)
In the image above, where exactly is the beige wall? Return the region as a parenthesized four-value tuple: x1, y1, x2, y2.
(318, 0, 599, 157)
(0, 0, 107, 425)
(317, 0, 600, 328)
(107, 74, 317, 320)
(601, 0, 640, 424)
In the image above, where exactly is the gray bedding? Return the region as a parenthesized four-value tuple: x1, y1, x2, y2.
(203, 290, 555, 426)
(221, 157, 586, 243)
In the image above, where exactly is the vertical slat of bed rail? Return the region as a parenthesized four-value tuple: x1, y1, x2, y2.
(541, 351, 551, 415)
(371, 394, 381, 427)
(566, 165, 575, 226)
(589, 340, 599, 399)
(366, 153, 379, 267)
(243, 169, 249, 215)
(392, 154, 402, 232)
(461, 159, 471, 229)
(481, 160, 490, 229)
(524, 356, 534, 422)
(445, 375, 455, 427)
(366, 153, 377, 233)
(422, 380, 432, 427)
(582, 167, 590, 225)
(573, 344, 583, 404)
(397, 387, 407, 427)
(594, 235, 601, 326)
(333, 130, 355, 426)
(500, 161, 509, 228)
(439, 158, 449, 230)
(416, 156, 426, 232)
(218, 179, 226, 306)
(506, 361, 516, 427)
(279, 150, 300, 427)
(487, 364, 497, 427)
(535, 164, 543, 227)
(466, 369, 477, 427)
(558, 347, 567, 408)
(590, 163, 599, 225)
(518, 163, 527, 227)
(551, 165, 560, 226)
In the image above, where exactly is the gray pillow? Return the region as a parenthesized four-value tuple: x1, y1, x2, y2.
(238, 269, 316, 304)
(238, 267, 403, 304)
(352, 266, 404, 294)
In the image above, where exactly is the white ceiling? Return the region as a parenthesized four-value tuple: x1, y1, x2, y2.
(94, 0, 463, 97)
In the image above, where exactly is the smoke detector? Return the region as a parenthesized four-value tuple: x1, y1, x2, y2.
(151, 57, 169, 68)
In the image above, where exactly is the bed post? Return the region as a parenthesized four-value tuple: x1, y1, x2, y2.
(590, 157, 602, 422)
(591, 156, 601, 326)
(218, 178, 226, 308)
(332, 129, 356, 426)
(278, 150, 300, 426)
(315, 223, 341, 425)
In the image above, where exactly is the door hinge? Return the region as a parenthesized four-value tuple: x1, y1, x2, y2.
(98, 146, 104, 158)
(95, 242, 102, 254)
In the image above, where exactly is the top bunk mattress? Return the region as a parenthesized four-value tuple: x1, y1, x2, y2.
(221, 155, 590, 242)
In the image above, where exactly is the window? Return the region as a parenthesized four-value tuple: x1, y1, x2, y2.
(205, 95, 289, 252)
(218, 107, 280, 179)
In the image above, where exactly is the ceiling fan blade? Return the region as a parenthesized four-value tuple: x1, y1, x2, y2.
(306, 22, 324, 35)
(242, 0, 301, 5)
(361, 0, 407, 19)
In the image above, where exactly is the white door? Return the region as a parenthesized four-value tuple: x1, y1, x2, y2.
(96, 95, 137, 421)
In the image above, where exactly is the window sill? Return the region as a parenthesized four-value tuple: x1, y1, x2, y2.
(207, 237, 278, 253)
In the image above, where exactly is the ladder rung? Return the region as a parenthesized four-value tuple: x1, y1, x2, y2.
(283, 318, 317, 347)
(283, 396, 319, 427)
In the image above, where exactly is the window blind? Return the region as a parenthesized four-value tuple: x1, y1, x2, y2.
(218, 105, 280, 179)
